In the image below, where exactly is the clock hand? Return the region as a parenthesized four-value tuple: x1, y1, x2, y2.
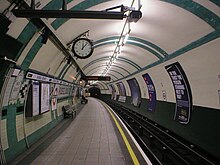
(81, 40, 85, 50)
(82, 42, 88, 50)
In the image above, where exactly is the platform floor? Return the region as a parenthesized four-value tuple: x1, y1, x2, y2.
(10, 97, 148, 165)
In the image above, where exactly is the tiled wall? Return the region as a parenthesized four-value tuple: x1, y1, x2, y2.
(1, 119, 9, 150)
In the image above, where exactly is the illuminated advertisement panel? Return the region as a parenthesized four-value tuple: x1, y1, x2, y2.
(142, 73, 156, 112)
(25, 81, 40, 117)
(127, 78, 141, 107)
(109, 84, 117, 100)
(117, 82, 126, 102)
(32, 82, 40, 116)
(165, 62, 192, 124)
(40, 83, 50, 114)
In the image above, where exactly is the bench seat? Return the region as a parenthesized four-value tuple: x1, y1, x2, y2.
(62, 105, 76, 119)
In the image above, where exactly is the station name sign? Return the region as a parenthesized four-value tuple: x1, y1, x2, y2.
(82, 76, 111, 81)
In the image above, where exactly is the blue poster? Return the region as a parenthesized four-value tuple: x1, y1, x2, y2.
(127, 78, 141, 107)
(165, 62, 192, 124)
(142, 73, 156, 112)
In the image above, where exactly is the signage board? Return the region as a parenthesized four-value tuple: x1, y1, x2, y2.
(165, 62, 192, 124)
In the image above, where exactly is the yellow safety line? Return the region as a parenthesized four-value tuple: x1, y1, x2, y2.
(103, 102, 140, 165)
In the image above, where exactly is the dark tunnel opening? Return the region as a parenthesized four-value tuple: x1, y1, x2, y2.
(88, 87, 101, 98)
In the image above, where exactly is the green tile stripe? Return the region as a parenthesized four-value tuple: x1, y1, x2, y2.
(26, 120, 58, 146)
(16, 0, 75, 72)
(51, 0, 111, 29)
(20, 36, 43, 70)
(103, 95, 220, 160)
(127, 41, 163, 60)
(86, 67, 125, 78)
(16, 0, 111, 73)
(94, 39, 163, 60)
(210, 0, 220, 7)
(89, 70, 118, 80)
(109, 64, 131, 74)
(60, 62, 73, 79)
(75, 71, 81, 80)
(15, 23, 38, 61)
(4, 140, 26, 162)
(15, 0, 73, 63)
(96, 82, 108, 89)
(129, 37, 168, 57)
(6, 105, 18, 149)
(76, 56, 139, 80)
(106, 69, 125, 78)
(103, 73, 118, 80)
(94, 36, 168, 58)
(95, 82, 105, 89)
(84, 64, 131, 75)
(43, 0, 72, 10)
(51, 109, 55, 120)
(94, 36, 118, 44)
(85, 66, 106, 75)
(168, 30, 220, 58)
(108, 30, 220, 84)
(58, 62, 68, 78)
(82, 56, 141, 70)
(11, 119, 72, 164)
(16, 0, 220, 77)
(16, 0, 220, 74)
(50, 0, 220, 30)
(4, 118, 61, 162)
(162, 0, 220, 30)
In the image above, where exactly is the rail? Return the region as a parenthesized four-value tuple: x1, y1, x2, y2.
(103, 100, 219, 165)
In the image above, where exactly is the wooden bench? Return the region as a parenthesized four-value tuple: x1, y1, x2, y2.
(62, 105, 76, 119)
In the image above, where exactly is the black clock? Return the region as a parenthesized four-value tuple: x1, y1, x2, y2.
(72, 38, 94, 59)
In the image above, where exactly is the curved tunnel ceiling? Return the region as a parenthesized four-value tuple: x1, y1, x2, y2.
(2, 0, 220, 89)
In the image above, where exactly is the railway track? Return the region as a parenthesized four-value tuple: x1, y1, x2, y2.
(104, 100, 219, 165)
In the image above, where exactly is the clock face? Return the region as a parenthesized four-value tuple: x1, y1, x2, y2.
(72, 38, 93, 59)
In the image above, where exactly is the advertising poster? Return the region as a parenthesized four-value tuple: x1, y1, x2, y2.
(51, 98, 57, 111)
(108, 85, 113, 99)
(53, 84, 59, 96)
(116, 83, 122, 96)
(117, 82, 126, 102)
(40, 83, 50, 114)
(142, 73, 156, 112)
(127, 78, 141, 107)
(32, 81, 40, 116)
(165, 62, 192, 124)
(9, 70, 24, 104)
(57, 85, 71, 99)
(109, 84, 117, 100)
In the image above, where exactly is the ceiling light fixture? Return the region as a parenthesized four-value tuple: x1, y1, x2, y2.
(101, 0, 142, 77)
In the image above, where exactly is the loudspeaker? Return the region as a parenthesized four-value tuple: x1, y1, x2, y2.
(128, 10, 142, 23)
